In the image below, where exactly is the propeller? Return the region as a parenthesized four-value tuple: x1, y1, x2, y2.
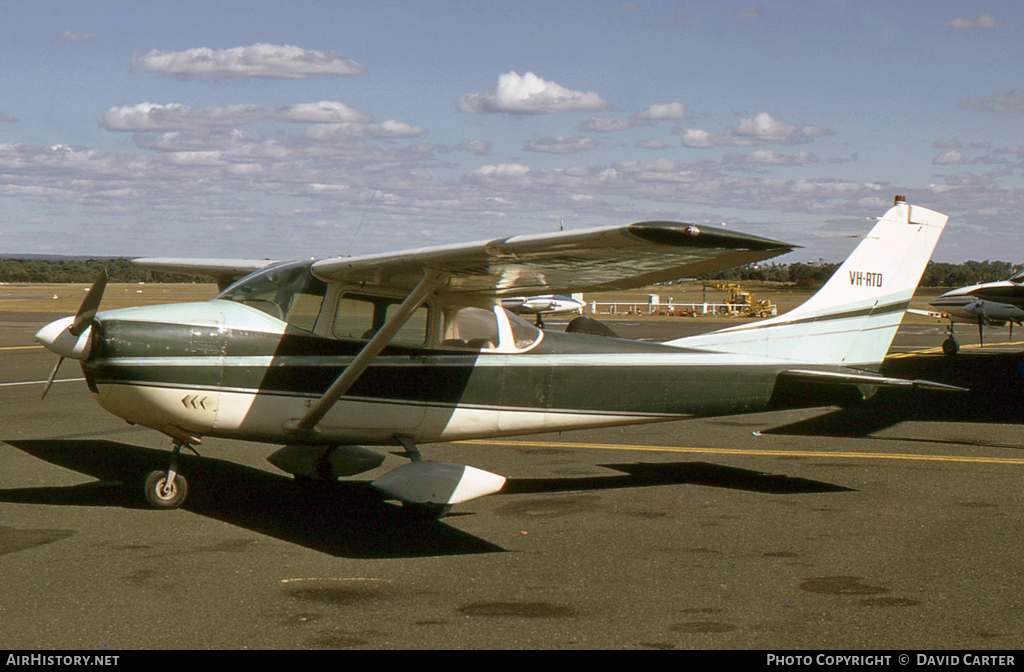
(40, 356, 64, 400)
(70, 269, 107, 336)
(40, 270, 107, 400)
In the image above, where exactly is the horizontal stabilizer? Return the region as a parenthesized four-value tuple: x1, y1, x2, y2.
(780, 369, 967, 392)
(371, 461, 506, 506)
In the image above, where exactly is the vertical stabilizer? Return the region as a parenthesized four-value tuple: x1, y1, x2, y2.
(667, 197, 948, 368)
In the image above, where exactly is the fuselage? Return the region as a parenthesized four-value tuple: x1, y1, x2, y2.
(76, 298, 793, 447)
(931, 279, 1024, 325)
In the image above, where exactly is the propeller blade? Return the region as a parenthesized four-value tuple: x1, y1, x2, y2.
(69, 270, 107, 337)
(41, 356, 64, 400)
(978, 317, 984, 347)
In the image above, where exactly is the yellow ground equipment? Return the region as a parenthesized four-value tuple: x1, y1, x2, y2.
(704, 283, 776, 317)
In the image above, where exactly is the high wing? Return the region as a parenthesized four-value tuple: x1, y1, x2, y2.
(132, 258, 285, 291)
(308, 222, 795, 297)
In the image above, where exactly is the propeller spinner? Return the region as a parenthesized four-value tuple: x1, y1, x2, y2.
(36, 270, 107, 399)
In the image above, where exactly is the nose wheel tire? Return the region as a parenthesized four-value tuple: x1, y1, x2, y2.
(942, 336, 960, 356)
(144, 470, 188, 509)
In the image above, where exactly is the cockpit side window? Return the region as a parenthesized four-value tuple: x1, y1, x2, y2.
(332, 292, 429, 345)
(217, 262, 327, 332)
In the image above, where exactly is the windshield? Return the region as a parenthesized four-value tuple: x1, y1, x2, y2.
(217, 262, 327, 331)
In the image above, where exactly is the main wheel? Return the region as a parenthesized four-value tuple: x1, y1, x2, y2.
(942, 336, 960, 356)
(144, 470, 188, 509)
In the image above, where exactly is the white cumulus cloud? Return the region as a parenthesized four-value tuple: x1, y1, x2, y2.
(957, 91, 1024, 114)
(678, 112, 832, 147)
(947, 15, 1004, 30)
(578, 117, 632, 133)
(726, 150, 820, 166)
(130, 43, 366, 80)
(933, 150, 967, 165)
(100, 102, 379, 132)
(271, 101, 372, 124)
(633, 102, 686, 121)
(523, 136, 598, 154)
(465, 164, 532, 180)
(454, 140, 492, 156)
(457, 71, 612, 115)
(60, 29, 98, 42)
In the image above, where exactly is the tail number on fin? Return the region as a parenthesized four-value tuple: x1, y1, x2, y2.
(849, 271, 883, 288)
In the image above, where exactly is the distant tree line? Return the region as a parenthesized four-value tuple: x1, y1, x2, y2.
(1, 256, 1020, 290)
(703, 259, 1022, 289)
(0, 258, 210, 284)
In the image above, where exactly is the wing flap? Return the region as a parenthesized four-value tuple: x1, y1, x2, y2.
(311, 222, 794, 297)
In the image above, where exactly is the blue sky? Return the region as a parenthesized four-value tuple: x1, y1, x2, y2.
(0, 1, 1021, 263)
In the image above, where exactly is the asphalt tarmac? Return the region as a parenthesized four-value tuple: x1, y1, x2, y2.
(2, 311, 1024, 649)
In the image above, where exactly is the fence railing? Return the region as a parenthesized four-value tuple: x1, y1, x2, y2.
(589, 301, 776, 316)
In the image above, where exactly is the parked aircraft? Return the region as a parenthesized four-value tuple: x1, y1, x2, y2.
(35, 196, 955, 516)
(500, 294, 585, 326)
(929, 272, 1024, 354)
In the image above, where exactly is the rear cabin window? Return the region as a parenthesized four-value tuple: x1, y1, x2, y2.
(332, 293, 429, 345)
(442, 306, 499, 350)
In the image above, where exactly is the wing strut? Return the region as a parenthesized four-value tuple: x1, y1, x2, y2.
(284, 270, 444, 437)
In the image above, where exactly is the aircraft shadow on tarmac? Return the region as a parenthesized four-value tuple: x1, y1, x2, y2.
(2, 439, 504, 559)
(767, 349, 1024, 440)
(2, 439, 852, 558)
(501, 462, 853, 496)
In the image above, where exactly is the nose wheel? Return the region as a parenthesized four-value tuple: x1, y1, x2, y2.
(143, 439, 195, 509)
(941, 322, 960, 356)
(144, 470, 188, 509)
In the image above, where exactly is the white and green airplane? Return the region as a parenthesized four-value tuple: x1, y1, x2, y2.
(35, 196, 954, 516)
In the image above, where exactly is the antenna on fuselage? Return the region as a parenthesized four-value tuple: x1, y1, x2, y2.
(346, 183, 379, 257)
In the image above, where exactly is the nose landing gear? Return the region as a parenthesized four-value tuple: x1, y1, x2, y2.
(941, 323, 960, 356)
(143, 439, 198, 509)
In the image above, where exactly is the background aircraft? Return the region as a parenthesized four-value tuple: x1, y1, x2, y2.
(34, 196, 953, 518)
(928, 271, 1024, 354)
(500, 294, 585, 326)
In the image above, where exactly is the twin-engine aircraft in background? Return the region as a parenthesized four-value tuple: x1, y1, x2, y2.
(927, 271, 1024, 355)
(500, 294, 585, 327)
(35, 196, 956, 517)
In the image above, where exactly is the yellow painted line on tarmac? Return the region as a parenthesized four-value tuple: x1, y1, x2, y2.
(460, 439, 1024, 467)
(886, 341, 1024, 359)
(0, 345, 43, 351)
(280, 577, 390, 584)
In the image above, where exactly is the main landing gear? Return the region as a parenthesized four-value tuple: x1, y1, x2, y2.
(143, 439, 196, 509)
